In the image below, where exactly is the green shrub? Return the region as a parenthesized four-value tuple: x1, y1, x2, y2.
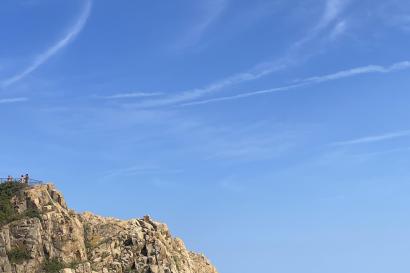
(0, 182, 41, 226)
(68, 260, 80, 269)
(24, 208, 42, 220)
(42, 258, 80, 272)
(0, 182, 27, 225)
(7, 246, 30, 264)
(42, 258, 65, 273)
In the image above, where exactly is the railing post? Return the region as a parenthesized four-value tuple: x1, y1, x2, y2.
(0, 178, 44, 185)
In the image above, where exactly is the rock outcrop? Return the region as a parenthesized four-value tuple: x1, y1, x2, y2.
(0, 183, 218, 273)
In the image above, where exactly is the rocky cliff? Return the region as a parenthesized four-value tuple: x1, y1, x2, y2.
(0, 183, 218, 273)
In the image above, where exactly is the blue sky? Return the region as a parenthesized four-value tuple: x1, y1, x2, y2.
(1, 0, 410, 272)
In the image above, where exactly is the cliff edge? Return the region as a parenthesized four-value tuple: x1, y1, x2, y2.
(0, 183, 218, 273)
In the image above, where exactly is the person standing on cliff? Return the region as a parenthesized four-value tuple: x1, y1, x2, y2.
(25, 174, 29, 184)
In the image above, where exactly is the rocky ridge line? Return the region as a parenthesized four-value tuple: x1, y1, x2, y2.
(0, 183, 218, 273)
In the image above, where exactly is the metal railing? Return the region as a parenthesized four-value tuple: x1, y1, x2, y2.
(0, 178, 43, 185)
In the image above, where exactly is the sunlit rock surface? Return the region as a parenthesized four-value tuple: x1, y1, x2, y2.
(0, 184, 218, 273)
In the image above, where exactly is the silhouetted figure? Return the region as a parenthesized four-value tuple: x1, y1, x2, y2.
(20, 175, 24, 183)
(24, 174, 29, 184)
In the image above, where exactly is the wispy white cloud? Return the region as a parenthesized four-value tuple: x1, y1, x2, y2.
(0, 97, 28, 104)
(291, 0, 349, 49)
(302, 61, 410, 83)
(136, 0, 349, 108)
(135, 59, 290, 108)
(181, 83, 307, 106)
(103, 164, 182, 179)
(332, 130, 410, 146)
(329, 20, 348, 39)
(99, 92, 163, 100)
(320, 0, 348, 29)
(182, 60, 410, 106)
(175, 0, 227, 49)
(177, 119, 297, 162)
(1, 0, 92, 88)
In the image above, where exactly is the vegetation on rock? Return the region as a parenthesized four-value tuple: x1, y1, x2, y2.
(42, 258, 66, 273)
(6, 246, 30, 264)
(0, 182, 42, 226)
(0, 182, 27, 225)
(42, 258, 81, 273)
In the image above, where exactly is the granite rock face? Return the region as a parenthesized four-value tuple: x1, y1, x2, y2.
(0, 184, 218, 273)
